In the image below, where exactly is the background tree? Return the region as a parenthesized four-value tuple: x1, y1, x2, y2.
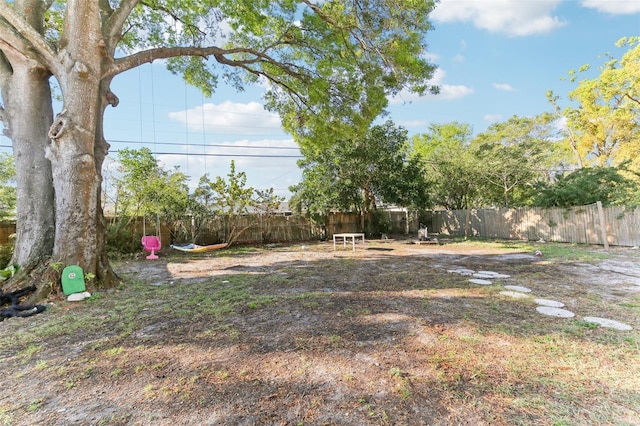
(411, 122, 483, 210)
(291, 121, 430, 233)
(470, 114, 568, 207)
(252, 188, 286, 244)
(108, 148, 189, 253)
(195, 160, 269, 246)
(532, 166, 639, 208)
(0, 1, 438, 297)
(547, 37, 640, 171)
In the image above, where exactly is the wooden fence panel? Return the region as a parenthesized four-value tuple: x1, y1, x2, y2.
(328, 212, 360, 235)
(0, 222, 15, 245)
(432, 204, 640, 247)
(185, 215, 319, 245)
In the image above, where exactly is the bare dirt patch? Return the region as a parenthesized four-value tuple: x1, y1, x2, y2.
(2, 239, 639, 425)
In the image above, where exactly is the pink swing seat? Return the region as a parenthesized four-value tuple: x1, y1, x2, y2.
(141, 236, 161, 259)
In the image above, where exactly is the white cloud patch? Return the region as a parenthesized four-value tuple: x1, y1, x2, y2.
(580, 0, 640, 14)
(453, 54, 465, 62)
(168, 101, 282, 135)
(493, 83, 515, 91)
(423, 52, 440, 62)
(155, 137, 300, 195)
(390, 68, 474, 103)
(431, 0, 566, 37)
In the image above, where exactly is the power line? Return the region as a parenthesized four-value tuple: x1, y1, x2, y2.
(0, 144, 302, 158)
(107, 139, 300, 150)
(147, 151, 302, 158)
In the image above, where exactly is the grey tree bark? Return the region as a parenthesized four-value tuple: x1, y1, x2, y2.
(0, 0, 55, 274)
(43, 0, 115, 285)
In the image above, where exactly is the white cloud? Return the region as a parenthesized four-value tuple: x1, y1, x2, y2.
(423, 52, 440, 62)
(168, 101, 282, 135)
(580, 0, 640, 14)
(431, 0, 566, 37)
(484, 114, 503, 122)
(493, 83, 515, 92)
(390, 68, 474, 103)
(438, 84, 476, 100)
(155, 137, 300, 196)
(453, 54, 465, 62)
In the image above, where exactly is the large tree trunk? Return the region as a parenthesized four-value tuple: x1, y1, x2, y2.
(41, 0, 118, 291)
(0, 1, 120, 300)
(0, 1, 56, 297)
(3, 62, 55, 270)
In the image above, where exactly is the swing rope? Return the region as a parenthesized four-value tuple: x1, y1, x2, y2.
(144, 64, 161, 241)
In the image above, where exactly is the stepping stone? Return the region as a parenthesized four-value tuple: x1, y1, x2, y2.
(448, 268, 474, 275)
(500, 291, 529, 298)
(504, 285, 531, 293)
(477, 270, 500, 276)
(492, 274, 511, 279)
(536, 306, 575, 318)
(473, 273, 496, 279)
(469, 278, 492, 285)
(534, 299, 565, 308)
(583, 317, 633, 331)
(476, 271, 510, 279)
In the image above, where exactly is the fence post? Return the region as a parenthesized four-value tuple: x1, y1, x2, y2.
(596, 201, 609, 250)
(464, 208, 471, 239)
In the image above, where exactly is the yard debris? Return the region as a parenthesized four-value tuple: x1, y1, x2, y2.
(67, 291, 92, 302)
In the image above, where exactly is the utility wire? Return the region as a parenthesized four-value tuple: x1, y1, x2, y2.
(147, 151, 302, 158)
(0, 144, 302, 158)
(107, 139, 300, 150)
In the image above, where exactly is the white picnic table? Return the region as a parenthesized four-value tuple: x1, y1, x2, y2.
(333, 233, 365, 251)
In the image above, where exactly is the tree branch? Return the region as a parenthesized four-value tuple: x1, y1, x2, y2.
(624, 92, 640, 106)
(107, 45, 309, 85)
(0, 0, 58, 70)
(0, 17, 33, 63)
(103, 0, 139, 54)
(139, 0, 206, 40)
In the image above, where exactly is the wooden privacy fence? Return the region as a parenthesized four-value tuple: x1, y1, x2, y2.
(431, 204, 640, 247)
(189, 215, 319, 245)
(1, 204, 638, 247)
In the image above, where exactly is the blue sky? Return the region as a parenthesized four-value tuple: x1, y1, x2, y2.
(3, 1, 640, 199)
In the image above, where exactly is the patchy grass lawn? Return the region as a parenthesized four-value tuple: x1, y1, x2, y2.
(1, 239, 639, 425)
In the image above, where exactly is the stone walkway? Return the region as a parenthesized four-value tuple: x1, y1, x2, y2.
(446, 267, 634, 331)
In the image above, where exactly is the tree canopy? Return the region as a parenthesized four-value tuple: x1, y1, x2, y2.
(547, 37, 640, 171)
(0, 0, 439, 295)
(290, 120, 430, 227)
(533, 166, 640, 208)
(470, 114, 568, 207)
(411, 116, 568, 209)
(411, 122, 481, 210)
